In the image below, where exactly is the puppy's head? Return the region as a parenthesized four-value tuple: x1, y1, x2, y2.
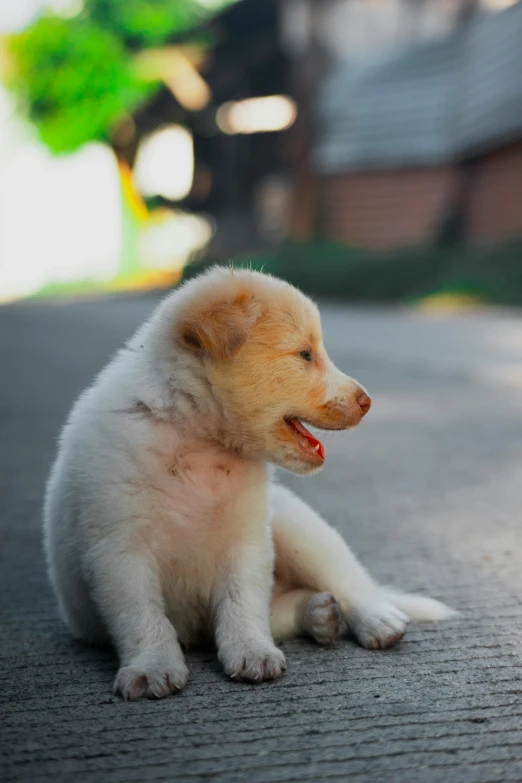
(174, 267, 370, 474)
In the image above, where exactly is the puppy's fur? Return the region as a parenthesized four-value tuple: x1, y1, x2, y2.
(44, 268, 454, 699)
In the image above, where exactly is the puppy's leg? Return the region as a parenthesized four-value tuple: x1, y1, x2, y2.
(270, 485, 454, 649)
(89, 542, 188, 700)
(271, 486, 408, 648)
(214, 532, 286, 683)
(271, 587, 342, 645)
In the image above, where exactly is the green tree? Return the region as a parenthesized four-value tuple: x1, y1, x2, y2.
(4, 0, 227, 155)
(6, 14, 151, 154)
(86, 0, 201, 48)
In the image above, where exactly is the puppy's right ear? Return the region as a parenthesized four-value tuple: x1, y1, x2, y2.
(176, 291, 258, 361)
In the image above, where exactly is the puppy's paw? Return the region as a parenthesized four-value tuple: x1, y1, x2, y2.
(221, 641, 286, 683)
(347, 599, 409, 649)
(114, 648, 189, 701)
(304, 592, 342, 645)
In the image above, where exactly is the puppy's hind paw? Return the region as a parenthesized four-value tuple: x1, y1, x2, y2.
(304, 592, 342, 645)
(114, 648, 189, 701)
(346, 599, 409, 650)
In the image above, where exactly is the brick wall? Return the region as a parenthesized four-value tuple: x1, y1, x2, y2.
(320, 139, 522, 249)
(466, 139, 522, 242)
(322, 166, 457, 249)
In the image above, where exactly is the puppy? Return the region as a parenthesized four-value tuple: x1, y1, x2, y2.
(44, 267, 454, 700)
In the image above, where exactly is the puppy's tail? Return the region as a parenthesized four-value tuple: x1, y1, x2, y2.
(383, 588, 457, 621)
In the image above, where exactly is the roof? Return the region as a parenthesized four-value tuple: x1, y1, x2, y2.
(315, 2, 522, 173)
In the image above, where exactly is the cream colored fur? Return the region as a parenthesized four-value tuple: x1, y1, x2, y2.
(43, 267, 455, 700)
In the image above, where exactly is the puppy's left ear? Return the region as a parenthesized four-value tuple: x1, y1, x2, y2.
(177, 291, 259, 360)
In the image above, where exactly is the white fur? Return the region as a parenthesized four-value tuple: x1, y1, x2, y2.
(383, 591, 457, 621)
(43, 267, 455, 700)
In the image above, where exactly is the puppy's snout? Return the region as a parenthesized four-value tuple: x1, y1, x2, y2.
(357, 392, 372, 416)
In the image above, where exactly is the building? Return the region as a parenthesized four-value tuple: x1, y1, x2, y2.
(132, 0, 522, 254)
(314, 0, 522, 248)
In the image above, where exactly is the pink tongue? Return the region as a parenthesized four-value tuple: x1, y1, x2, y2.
(289, 418, 325, 460)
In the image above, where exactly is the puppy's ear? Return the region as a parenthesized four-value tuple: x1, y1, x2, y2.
(177, 291, 258, 360)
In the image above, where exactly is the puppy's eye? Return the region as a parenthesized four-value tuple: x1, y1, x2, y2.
(299, 350, 312, 362)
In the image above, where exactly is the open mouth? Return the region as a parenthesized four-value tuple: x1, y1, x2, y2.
(285, 417, 325, 462)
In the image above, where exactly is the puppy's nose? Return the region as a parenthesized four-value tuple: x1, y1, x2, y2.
(357, 392, 372, 416)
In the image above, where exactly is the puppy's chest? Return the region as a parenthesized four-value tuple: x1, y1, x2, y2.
(170, 444, 242, 496)
(142, 436, 266, 541)
(137, 439, 266, 614)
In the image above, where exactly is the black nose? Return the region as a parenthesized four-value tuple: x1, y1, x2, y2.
(357, 393, 371, 416)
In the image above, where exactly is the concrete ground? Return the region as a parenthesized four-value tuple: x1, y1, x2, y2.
(2, 293, 522, 783)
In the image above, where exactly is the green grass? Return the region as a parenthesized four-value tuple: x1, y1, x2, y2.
(180, 237, 522, 307)
(27, 278, 109, 300)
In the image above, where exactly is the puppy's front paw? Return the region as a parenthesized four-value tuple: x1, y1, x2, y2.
(114, 648, 189, 701)
(347, 599, 408, 649)
(304, 592, 342, 645)
(220, 642, 286, 682)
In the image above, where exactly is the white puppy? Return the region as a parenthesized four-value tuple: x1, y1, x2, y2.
(44, 267, 454, 700)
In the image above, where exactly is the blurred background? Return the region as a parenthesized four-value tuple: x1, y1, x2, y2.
(0, 0, 521, 304)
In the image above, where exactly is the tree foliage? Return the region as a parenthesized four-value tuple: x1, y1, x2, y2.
(6, 15, 152, 153)
(85, 0, 203, 49)
(4, 0, 226, 154)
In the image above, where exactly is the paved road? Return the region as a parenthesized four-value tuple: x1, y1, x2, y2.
(2, 293, 522, 783)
